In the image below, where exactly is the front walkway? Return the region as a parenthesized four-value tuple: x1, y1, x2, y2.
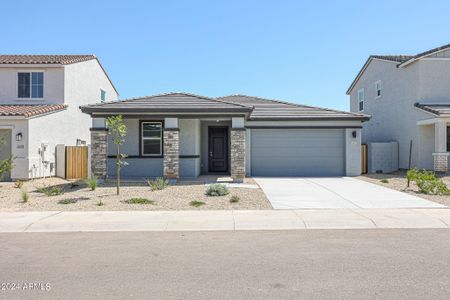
(1, 209, 449, 232)
(254, 177, 444, 209)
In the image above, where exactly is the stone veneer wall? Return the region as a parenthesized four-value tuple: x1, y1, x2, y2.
(163, 129, 179, 179)
(433, 153, 449, 172)
(230, 128, 246, 182)
(90, 129, 108, 179)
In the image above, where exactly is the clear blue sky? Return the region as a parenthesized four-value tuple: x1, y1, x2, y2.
(2, 0, 450, 110)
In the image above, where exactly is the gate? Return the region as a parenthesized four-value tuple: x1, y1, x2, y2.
(65, 146, 88, 179)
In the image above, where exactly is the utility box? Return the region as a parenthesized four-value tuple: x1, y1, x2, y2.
(368, 142, 399, 173)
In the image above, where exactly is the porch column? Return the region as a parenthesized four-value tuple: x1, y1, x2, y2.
(230, 117, 246, 183)
(163, 118, 179, 181)
(433, 120, 448, 172)
(90, 118, 108, 180)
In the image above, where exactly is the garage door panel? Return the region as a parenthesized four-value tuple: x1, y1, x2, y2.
(251, 129, 345, 177)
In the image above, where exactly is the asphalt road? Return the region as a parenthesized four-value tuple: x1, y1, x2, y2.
(1, 229, 450, 299)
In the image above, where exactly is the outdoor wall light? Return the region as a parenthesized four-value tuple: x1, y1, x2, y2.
(352, 131, 357, 138)
(15, 133, 22, 142)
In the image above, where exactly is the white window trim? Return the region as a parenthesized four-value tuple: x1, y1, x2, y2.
(141, 121, 163, 156)
(100, 89, 107, 102)
(358, 88, 365, 112)
(375, 80, 381, 99)
(16, 71, 45, 100)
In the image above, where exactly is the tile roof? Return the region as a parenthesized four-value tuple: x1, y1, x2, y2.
(81, 92, 369, 121)
(218, 95, 369, 120)
(80, 92, 253, 114)
(0, 55, 96, 65)
(370, 55, 414, 63)
(414, 103, 450, 116)
(0, 105, 67, 118)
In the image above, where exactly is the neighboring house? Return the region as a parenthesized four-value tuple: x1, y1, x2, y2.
(81, 92, 368, 182)
(0, 55, 118, 181)
(347, 43, 450, 173)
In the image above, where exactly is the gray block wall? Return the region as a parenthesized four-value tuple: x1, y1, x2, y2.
(368, 142, 399, 173)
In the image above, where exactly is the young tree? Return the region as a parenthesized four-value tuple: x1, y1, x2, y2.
(0, 137, 15, 181)
(106, 115, 128, 195)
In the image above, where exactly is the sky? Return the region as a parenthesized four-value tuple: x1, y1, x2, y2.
(2, 0, 450, 110)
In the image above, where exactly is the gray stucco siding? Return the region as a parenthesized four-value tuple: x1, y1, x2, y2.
(107, 158, 163, 179)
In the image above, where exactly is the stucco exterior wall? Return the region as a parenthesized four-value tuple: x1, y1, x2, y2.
(0, 66, 64, 104)
(0, 119, 28, 180)
(349, 59, 433, 169)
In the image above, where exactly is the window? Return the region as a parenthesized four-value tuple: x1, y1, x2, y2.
(141, 122, 162, 156)
(358, 88, 365, 111)
(100, 89, 106, 102)
(447, 126, 450, 152)
(18, 72, 44, 98)
(375, 80, 381, 98)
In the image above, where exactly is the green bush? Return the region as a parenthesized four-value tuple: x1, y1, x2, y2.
(85, 176, 98, 191)
(205, 184, 229, 196)
(230, 195, 240, 203)
(406, 168, 449, 195)
(21, 190, 29, 203)
(58, 199, 77, 205)
(124, 198, 155, 205)
(14, 180, 24, 189)
(147, 177, 169, 191)
(37, 186, 64, 196)
(380, 179, 389, 184)
(190, 200, 205, 207)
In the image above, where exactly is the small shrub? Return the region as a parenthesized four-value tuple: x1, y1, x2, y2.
(21, 190, 29, 203)
(97, 200, 104, 206)
(124, 198, 155, 205)
(85, 176, 98, 191)
(147, 177, 169, 191)
(58, 199, 77, 205)
(190, 200, 205, 207)
(205, 184, 229, 196)
(37, 186, 64, 196)
(14, 180, 24, 189)
(380, 179, 389, 184)
(230, 195, 240, 203)
(406, 168, 449, 195)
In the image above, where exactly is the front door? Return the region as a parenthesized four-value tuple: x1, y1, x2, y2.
(208, 127, 228, 172)
(0, 129, 12, 181)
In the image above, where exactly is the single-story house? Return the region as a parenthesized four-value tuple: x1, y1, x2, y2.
(80, 92, 369, 181)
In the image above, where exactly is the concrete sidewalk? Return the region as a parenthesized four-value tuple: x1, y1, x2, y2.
(1, 209, 450, 232)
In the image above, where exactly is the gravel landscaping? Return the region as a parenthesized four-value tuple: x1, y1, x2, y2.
(359, 171, 450, 206)
(0, 177, 272, 211)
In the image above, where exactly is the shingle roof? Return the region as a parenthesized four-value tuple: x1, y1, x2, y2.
(0, 105, 67, 118)
(80, 92, 253, 115)
(0, 55, 96, 65)
(414, 103, 450, 116)
(218, 95, 369, 121)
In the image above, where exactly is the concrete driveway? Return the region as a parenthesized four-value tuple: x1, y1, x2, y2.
(254, 177, 445, 209)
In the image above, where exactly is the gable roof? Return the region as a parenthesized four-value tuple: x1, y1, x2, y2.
(0, 55, 96, 65)
(414, 103, 450, 117)
(0, 54, 119, 95)
(80, 92, 253, 115)
(218, 94, 369, 121)
(347, 43, 450, 95)
(0, 104, 67, 118)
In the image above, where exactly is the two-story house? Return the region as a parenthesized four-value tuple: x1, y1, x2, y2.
(348, 43, 450, 173)
(0, 55, 118, 181)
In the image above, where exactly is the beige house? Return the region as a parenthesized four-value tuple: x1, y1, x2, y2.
(0, 55, 118, 181)
(348, 43, 450, 172)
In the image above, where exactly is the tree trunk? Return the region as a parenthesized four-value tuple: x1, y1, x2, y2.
(116, 144, 120, 195)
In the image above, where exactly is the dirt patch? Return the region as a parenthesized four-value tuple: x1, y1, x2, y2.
(359, 171, 450, 206)
(0, 177, 272, 211)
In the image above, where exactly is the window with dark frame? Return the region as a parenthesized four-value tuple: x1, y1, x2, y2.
(18, 72, 44, 98)
(447, 126, 450, 152)
(141, 122, 162, 156)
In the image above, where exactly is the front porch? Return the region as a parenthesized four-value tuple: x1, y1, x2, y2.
(417, 118, 450, 172)
(91, 116, 247, 182)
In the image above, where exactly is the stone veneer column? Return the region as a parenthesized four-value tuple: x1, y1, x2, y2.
(163, 128, 179, 181)
(90, 128, 108, 180)
(230, 128, 246, 182)
(433, 153, 449, 172)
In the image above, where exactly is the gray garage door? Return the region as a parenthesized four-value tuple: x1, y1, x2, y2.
(251, 129, 345, 176)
